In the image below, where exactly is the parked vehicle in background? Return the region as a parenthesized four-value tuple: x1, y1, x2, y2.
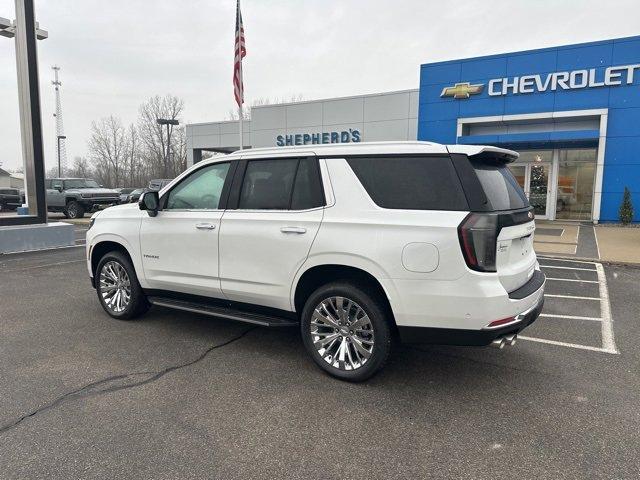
(117, 188, 139, 204)
(46, 178, 120, 219)
(129, 189, 144, 203)
(148, 179, 173, 191)
(120, 188, 144, 203)
(0, 188, 22, 211)
(86, 141, 544, 381)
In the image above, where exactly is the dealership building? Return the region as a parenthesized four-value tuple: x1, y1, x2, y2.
(187, 35, 640, 223)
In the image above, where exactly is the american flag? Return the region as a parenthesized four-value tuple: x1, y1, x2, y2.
(233, 0, 246, 108)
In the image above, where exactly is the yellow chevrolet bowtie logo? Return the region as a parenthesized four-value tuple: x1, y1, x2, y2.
(440, 82, 484, 99)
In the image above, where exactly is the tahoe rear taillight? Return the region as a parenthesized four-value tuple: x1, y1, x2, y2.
(458, 213, 499, 272)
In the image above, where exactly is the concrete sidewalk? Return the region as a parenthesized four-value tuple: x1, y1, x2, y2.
(595, 226, 640, 264)
(534, 221, 640, 265)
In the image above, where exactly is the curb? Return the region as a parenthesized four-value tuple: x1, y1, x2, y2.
(537, 254, 640, 268)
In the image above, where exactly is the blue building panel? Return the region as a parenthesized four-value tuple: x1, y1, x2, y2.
(607, 108, 640, 137)
(506, 51, 557, 76)
(419, 63, 461, 86)
(503, 91, 556, 114)
(552, 86, 611, 111)
(418, 120, 457, 144)
(556, 43, 613, 70)
(418, 35, 640, 222)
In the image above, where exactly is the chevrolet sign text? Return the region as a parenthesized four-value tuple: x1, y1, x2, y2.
(488, 64, 640, 96)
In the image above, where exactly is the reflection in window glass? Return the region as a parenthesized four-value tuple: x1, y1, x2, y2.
(556, 149, 597, 220)
(166, 162, 230, 210)
(239, 159, 298, 210)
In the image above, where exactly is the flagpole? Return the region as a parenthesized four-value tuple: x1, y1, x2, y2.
(238, 103, 243, 150)
(237, 0, 243, 151)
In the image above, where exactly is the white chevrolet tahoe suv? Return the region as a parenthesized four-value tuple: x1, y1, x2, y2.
(86, 141, 545, 381)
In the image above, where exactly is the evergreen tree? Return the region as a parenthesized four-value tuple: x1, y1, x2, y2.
(619, 187, 634, 225)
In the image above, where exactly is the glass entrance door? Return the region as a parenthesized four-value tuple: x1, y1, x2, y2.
(508, 150, 553, 219)
(529, 163, 551, 218)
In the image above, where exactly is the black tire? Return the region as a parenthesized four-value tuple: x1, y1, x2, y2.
(300, 281, 392, 382)
(95, 251, 149, 320)
(65, 201, 85, 219)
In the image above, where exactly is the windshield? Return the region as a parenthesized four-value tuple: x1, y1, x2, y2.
(64, 179, 100, 189)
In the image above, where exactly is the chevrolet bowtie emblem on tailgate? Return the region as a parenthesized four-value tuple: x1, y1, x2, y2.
(440, 82, 484, 99)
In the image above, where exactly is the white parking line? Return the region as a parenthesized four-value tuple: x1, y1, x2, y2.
(546, 277, 599, 283)
(537, 256, 597, 265)
(521, 258, 619, 355)
(595, 262, 618, 354)
(539, 313, 602, 322)
(544, 294, 600, 301)
(519, 336, 617, 354)
(539, 265, 597, 272)
(2, 259, 85, 273)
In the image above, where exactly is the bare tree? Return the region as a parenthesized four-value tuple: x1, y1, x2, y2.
(226, 94, 304, 120)
(87, 115, 128, 188)
(67, 156, 92, 179)
(138, 94, 184, 179)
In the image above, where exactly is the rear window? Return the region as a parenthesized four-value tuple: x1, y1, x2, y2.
(347, 156, 468, 211)
(471, 161, 528, 211)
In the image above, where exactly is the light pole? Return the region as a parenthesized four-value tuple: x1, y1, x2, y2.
(156, 118, 179, 178)
(56, 135, 66, 176)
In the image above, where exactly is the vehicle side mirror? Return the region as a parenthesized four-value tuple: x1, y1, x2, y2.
(139, 191, 159, 217)
(56, 186, 63, 193)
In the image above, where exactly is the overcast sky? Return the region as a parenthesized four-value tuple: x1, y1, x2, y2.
(0, 0, 639, 172)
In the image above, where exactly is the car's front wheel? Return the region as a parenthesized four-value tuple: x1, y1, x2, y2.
(301, 282, 392, 382)
(95, 251, 149, 320)
(65, 201, 85, 219)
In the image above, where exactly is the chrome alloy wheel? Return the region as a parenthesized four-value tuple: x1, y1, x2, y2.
(99, 261, 132, 314)
(310, 296, 375, 371)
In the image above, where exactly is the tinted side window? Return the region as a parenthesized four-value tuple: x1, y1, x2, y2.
(165, 162, 230, 210)
(51, 179, 63, 190)
(239, 159, 298, 210)
(291, 158, 324, 210)
(347, 156, 468, 211)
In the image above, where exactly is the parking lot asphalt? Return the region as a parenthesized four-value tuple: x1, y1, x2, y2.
(1, 235, 639, 479)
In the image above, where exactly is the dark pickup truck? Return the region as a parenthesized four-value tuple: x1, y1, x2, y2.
(0, 188, 22, 211)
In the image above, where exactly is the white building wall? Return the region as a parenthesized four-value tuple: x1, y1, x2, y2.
(186, 89, 418, 166)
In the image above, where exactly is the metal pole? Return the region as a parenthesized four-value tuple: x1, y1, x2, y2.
(238, 104, 243, 150)
(57, 136, 61, 176)
(165, 123, 169, 177)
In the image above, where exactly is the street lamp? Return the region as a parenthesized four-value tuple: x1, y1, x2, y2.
(156, 118, 179, 177)
(57, 135, 66, 176)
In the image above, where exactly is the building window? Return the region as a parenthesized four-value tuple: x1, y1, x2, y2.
(556, 149, 597, 221)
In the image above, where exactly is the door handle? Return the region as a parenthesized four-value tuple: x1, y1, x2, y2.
(280, 226, 307, 234)
(195, 223, 216, 230)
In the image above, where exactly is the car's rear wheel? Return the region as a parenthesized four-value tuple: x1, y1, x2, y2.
(65, 201, 85, 219)
(95, 251, 149, 320)
(301, 282, 392, 382)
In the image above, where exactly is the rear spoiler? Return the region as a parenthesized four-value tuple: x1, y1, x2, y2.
(447, 145, 519, 164)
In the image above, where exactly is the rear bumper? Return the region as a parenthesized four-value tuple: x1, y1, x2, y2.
(398, 293, 544, 346)
(396, 271, 545, 346)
